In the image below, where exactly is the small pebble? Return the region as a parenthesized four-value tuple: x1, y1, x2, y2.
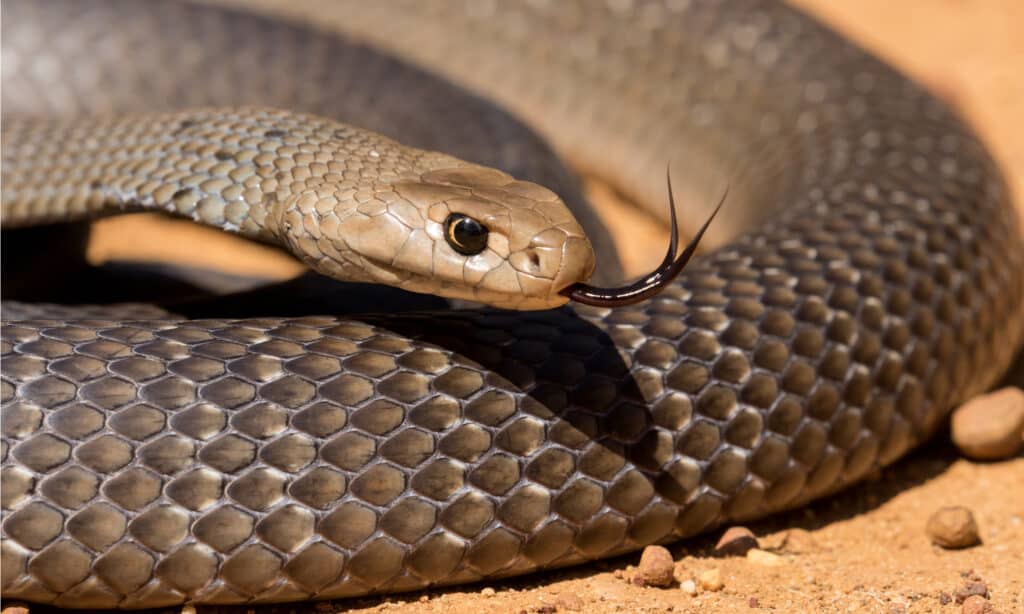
(951, 387, 1024, 460)
(746, 549, 784, 567)
(2, 607, 29, 614)
(699, 568, 724, 592)
(961, 595, 993, 614)
(480, 587, 496, 597)
(635, 545, 676, 587)
(927, 507, 981, 549)
(955, 581, 989, 603)
(749, 597, 760, 608)
(715, 526, 759, 556)
(680, 580, 698, 596)
(939, 592, 953, 605)
(535, 606, 557, 614)
(777, 528, 818, 554)
(556, 594, 583, 612)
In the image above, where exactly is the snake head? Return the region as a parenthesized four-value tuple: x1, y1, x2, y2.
(276, 161, 596, 310)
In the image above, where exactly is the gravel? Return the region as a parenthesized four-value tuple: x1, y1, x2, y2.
(926, 506, 981, 549)
(951, 387, 1024, 460)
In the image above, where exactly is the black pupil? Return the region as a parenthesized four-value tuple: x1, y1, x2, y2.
(446, 214, 488, 255)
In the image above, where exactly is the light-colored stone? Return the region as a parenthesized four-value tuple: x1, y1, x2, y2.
(951, 387, 1024, 460)
(926, 506, 981, 549)
(699, 568, 723, 591)
(635, 545, 675, 587)
(680, 579, 698, 596)
(746, 548, 785, 566)
(480, 587, 496, 597)
(776, 528, 819, 554)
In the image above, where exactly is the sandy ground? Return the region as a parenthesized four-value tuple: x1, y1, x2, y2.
(13, 1, 1024, 613)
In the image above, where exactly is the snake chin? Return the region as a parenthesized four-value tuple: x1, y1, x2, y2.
(355, 252, 574, 311)
(287, 240, 578, 311)
(266, 160, 594, 310)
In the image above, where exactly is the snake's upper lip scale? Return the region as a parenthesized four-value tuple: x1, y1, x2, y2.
(559, 173, 727, 307)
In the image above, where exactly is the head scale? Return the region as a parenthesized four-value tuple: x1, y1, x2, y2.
(276, 160, 596, 310)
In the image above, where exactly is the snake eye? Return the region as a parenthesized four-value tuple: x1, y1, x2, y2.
(444, 213, 489, 255)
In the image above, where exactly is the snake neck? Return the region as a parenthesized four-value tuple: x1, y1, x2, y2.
(1, 103, 599, 309)
(0, 107, 435, 247)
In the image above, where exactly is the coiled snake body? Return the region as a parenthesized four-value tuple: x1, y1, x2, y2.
(2, 0, 1023, 609)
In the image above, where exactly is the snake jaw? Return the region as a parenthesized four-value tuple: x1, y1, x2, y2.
(272, 166, 598, 310)
(560, 174, 727, 307)
(381, 166, 598, 310)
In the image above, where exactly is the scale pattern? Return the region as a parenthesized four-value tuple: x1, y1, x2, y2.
(2, 107, 594, 310)
(2, 0, 1024, 609)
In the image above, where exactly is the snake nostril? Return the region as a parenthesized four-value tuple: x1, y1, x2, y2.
(527, 250, 541, 270)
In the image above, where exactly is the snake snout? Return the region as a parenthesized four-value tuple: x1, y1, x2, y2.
(552, 235, 597, 293)
(505, 227, 595, 304)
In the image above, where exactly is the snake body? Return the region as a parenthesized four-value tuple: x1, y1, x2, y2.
(3, 0, 1024, 609)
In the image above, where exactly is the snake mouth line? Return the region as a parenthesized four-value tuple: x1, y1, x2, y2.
(560, 173, 727, 307)
(359, 252, 549, 307)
